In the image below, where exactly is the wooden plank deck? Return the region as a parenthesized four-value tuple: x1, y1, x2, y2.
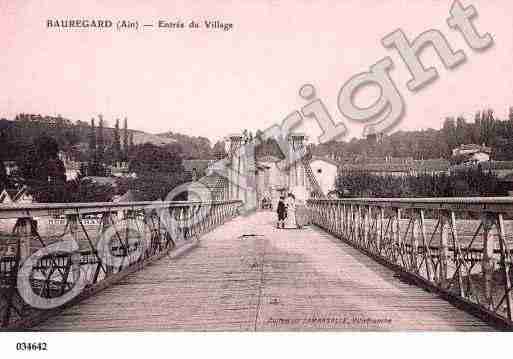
(35, 212, 493, 331)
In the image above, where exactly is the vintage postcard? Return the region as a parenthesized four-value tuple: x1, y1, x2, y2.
(0, 0, 512, 356)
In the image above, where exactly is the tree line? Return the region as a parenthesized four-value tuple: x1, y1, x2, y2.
(335, 167, 504, 198)
(310, 107, 513, 161)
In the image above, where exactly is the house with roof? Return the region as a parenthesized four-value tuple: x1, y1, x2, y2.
(107, 161, 134, 178)
(58, 150, 85, 180)
(452, 144, 491, 164)
(3, 160, 18, 176)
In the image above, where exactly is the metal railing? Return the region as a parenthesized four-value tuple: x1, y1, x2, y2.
(307, 197, 513, 329)
(0, 199, 241, 329)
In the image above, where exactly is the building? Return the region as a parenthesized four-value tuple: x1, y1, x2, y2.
(452, 144, 491, 164)
(108, 161, 132, 178)
(15, 113, 72, 127)
(58, 151, 82, 180)
(3, 160, 18, 176)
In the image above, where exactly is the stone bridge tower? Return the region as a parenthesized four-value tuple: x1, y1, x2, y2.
(224, 132, 323, 211)
(287, 134, 308, 193)
(285, 133, 326, 201)
(226, 134, 244, 201)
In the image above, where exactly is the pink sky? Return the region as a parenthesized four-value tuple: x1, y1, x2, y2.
(0, 0, 511, 143)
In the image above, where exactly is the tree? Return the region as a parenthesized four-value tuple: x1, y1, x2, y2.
(97, 115, 105, 164)
(113, 118, 121, 162)
(123, 117, 129, 160)
(455, 116, 467, 146)
(33, 178, 114, 203)
(88, 118, 96, 159)
(122, 172, 188, 201)
(126, 143, 186, 201)
(128, 132, 134, 158)
(0, 160, 7, 188)
(442, 117, 457, 152)
(472, 111, 482, 143)
(130, 143, 183, 174)
(480, 109, 496, 146)
(87, 118, 101, 176)
(18, 135, 66, 185)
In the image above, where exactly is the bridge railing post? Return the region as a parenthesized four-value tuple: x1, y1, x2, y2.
(378, 207, 384, 256)
(439, 212, 449, 287)
(482, 213, 497, 310)
(496, 213, 513, 321)
(393, 208, 402, 265)
(362, 206, 370, 249)
(2, 217, 30, 327)
(419, 209, 433, 282)
(411, 210, 420, 274)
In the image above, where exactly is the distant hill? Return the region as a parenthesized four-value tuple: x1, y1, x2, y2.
(0, 117, 223, 164)
(156, 131, 214, 160)
(131, 130, 176, 146)
(0, 118, 177, 160)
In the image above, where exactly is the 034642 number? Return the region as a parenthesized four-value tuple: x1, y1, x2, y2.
(16, 342, 48, 351)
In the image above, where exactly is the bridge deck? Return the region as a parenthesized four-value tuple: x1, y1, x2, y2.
(36, 212, 492, 331)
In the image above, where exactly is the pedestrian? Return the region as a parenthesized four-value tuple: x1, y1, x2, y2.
(285, 192, 296, 229)
(276, 196, 287, 229)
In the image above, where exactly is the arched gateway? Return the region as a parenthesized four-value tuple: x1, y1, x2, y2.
(220, 133, 325, 211)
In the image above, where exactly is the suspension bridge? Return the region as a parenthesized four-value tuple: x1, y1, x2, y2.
(1, 134, 513, 330)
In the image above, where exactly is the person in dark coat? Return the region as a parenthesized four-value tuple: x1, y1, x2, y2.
(276, 196, 287, 229)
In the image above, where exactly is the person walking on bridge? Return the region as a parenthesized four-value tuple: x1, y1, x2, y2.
(285, 192, 297, 229)
(276, 196, 287, 229)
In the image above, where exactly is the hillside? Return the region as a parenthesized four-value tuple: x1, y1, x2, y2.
(0, 118, 177, 160)
(131, 130, 177, 146)
(156, 131, 214, 159)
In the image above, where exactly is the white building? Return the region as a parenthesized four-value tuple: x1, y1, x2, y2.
(58, 150, 81, 180)
(452, 144, 491, 164)
(3, 161, 18, 176)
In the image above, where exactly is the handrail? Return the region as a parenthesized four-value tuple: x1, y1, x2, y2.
(309, 197, 513, 203)
(0, 199, 242, 329)
(0, 200, 242, 219)
(307, 197, 513, 329)
(309, 197, 513, 213)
